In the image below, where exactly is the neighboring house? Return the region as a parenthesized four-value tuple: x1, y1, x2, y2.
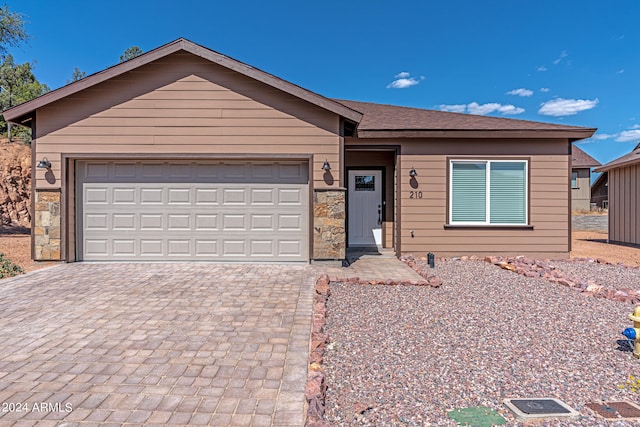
(594, 143, 640, 245)
(590, 172, 608, 209)
(570, 145, 601, 211)
(3, 39, 595, 262)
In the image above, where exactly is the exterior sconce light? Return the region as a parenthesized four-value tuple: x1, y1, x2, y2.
(409, 167, 417, 178)
(322, 160, 331, 171)
(37, 157, 51, 169)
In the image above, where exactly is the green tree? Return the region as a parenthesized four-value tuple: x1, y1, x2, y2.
(0, 5, 28, 57)
(0, 55, 49, 141)
(119, 46, 143, 62)
(68, 67, 86, 83)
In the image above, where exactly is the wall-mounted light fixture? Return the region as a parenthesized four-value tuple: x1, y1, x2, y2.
(409, 167, 418, 178)
(322, 160, 331, 171)
(37, 157, 51, 169)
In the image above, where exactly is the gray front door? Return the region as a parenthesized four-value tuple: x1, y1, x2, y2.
(348, 170, 382, 246)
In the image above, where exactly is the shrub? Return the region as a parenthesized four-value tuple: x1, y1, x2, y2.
(0, 252, 24, 278)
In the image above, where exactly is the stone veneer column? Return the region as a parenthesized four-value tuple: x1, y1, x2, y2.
(34, 189, 61, 260)
(313, 189, 346, 260)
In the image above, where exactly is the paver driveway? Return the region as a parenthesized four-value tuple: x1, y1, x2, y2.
(0, 263, 316, 426)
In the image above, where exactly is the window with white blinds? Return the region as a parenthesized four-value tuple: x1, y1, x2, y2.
(450, 160, 528, 225)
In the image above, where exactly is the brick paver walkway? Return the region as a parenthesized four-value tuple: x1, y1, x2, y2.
(0, 254, 423, 426)
(0, 263, 316, 426)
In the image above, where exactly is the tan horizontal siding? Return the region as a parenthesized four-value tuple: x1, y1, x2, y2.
(398, 152, 570, 257)
(34, 52, 342, 189)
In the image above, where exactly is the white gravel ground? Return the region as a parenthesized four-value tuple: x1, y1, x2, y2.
(323, 258, 640, 426)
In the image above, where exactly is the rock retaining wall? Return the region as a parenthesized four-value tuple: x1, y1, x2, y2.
(484, 255, 640, 304)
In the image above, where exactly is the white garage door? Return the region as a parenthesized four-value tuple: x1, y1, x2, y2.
(76, 160, 309, 261)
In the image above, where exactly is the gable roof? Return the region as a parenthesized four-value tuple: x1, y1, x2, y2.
(591, 171, 607, 190)
(335, 99, 596, 140)
(595, 142, 640, 172)
(3, 38, 596, 143)
(3, 38, 363, 125)
(571, 145, 601, 168)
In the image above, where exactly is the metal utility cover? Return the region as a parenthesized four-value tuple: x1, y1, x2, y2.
(585, 401, 640, 419)
(504, 398, 579, 420)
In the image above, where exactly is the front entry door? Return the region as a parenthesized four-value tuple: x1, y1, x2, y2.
(348, 170, 382, 246)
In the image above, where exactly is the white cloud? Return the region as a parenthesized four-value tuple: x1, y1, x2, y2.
(540, 87, 550, 93)
(438, 104, 467, 113)
(386, 72, 424, 89)
(439, 102, 524, 115)
(616, 130, 640, 142)
(537, 65, 547, 72)
(617, 69, 625, 74)
(591, 133, 615, 140)
(538, 98, 598, 116)
(552, 50, 568, 65)
(506, 88, 533, 97)
(585, 126, 640, 143)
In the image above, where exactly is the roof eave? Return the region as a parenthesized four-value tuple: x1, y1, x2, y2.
(572, 163, 602, 168)
(3, 38, 363, 124)
(355, 128, 597, 139)
(595, 158, 640, 172)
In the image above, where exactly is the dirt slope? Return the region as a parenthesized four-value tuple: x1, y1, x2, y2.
(0, 140, 31, 226)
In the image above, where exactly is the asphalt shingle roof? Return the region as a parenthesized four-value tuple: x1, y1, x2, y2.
(571, 145, 601, 168)
(335, 99, 594, 132)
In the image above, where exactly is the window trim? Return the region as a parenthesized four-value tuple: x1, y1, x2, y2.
(448, 159, 529, 226)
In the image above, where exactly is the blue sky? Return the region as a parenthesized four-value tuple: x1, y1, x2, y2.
(6, 0, 640, 165)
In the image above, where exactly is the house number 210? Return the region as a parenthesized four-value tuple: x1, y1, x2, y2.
(409, 191, 423, 199)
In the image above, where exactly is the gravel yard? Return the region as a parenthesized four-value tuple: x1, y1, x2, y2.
(324, 258, 640, 426)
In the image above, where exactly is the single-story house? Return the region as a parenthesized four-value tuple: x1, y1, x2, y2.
(570, 145, 601, 211)
(594, 143, 640, 245)
(3, 38, 596, 263)
(590, 171, 608, 209)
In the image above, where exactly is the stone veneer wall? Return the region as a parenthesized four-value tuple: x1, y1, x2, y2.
(313, 189, 346, 260)
(34, 189, 61, 260)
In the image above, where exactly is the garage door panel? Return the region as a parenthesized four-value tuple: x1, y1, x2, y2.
(140, 188, 163, 204)
(114, 163, 137, 178)
(78, 160, 309, 261)
(168, 240, 190, 256)
(167, 188, 191, 204)
(167, 215, 191, 230)
(251, 214, 274, 231)
(113, 240, 135, 255)
(140, 240, 163, 255)
(113, 188, 136, 204)
(85, 239, 108, 255)
(195, 214, 218, 230)
(86, 163, 109, 179)
(85, 188, 108, 204)
(223, 240, 245, 256)
(278, 188, 303, 205)
(85, 214, 108, 230)
(251, 188, 275, 204)
(279, 240, 302, 256)
(195, 189, 219, 204)
(112, 214, 135, 230)
(279, 214, 302, 230)
(251, 240, 273, 256)
(223, 188, 246, 205)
